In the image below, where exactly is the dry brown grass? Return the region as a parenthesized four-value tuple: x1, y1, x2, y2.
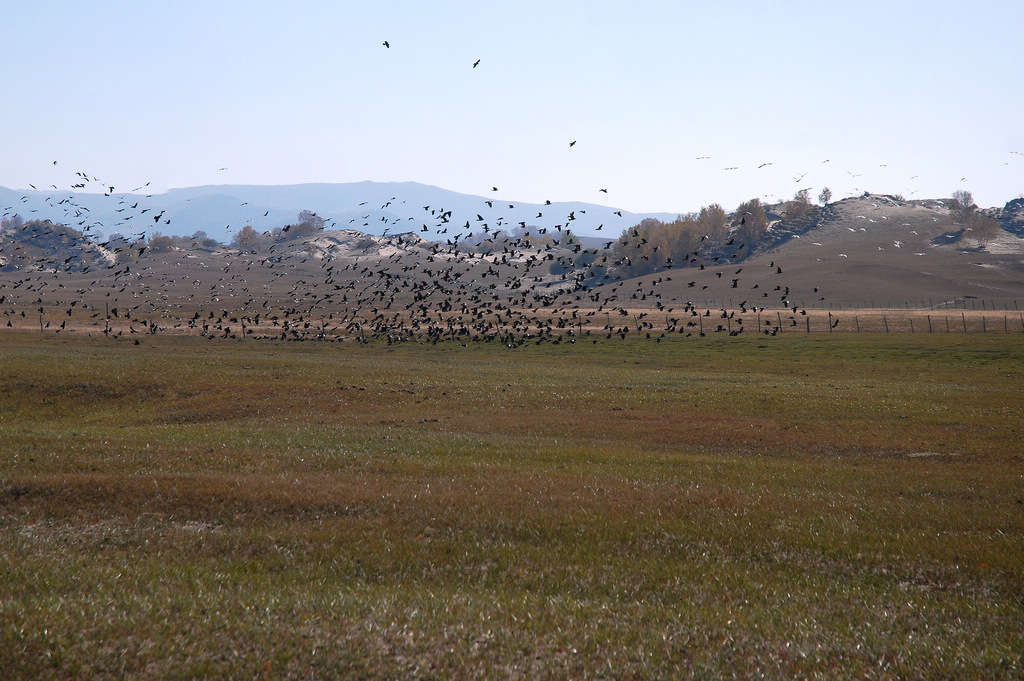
(2, 332, 1023, 678)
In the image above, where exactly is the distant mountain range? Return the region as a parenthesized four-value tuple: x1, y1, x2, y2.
(0, 181, 678, 242)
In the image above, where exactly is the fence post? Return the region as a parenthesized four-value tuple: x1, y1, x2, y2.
(855, 316, 860, 333)
(910, 318, 915, 333)
(962, 313, 967, 333)
(927, 315, 932, 333)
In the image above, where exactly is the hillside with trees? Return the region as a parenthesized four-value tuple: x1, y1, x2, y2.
(604, 196, 783, 279)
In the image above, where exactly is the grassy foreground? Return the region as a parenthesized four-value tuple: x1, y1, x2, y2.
(1, 332, 1023, 679)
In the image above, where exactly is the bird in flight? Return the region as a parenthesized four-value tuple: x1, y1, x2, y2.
(382, 40, 390, 48)
(569, 140, 576, 147)
(472, 59, 480, 68)
(599, 188, 608, 193)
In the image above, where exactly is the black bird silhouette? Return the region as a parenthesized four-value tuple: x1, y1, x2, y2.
(472, 59, 480, 68)
(382, 40, 390, 48)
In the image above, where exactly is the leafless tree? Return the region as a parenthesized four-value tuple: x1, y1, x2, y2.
(970, 214, 1001, 249)
(1, 214, 24, 230)
(293, 210, 325, 237)
(949, 189, 976, 231)
(148, 232, 176, 253)
(782, 189, 812, 220)
(232, 225, 264, 249)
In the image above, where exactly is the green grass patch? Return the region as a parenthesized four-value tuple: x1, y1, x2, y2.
(2, 332, 1022, 678)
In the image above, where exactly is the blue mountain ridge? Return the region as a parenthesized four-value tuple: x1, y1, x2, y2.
(1, 182, 678, 242)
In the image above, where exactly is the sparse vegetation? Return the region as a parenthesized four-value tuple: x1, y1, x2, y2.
(950, 189, 976, 232)
(971, 213, 1001, 249)
(781, 189, 813, 220)
(190, 230, 221, 250)
(0, 213, 24, 230)
(736, 197, 770, 241)
(1, 332, 1022, 678)
(272, 209, 326, 241)
(608, 199, 777, 279)
(230, 224, 266, 249)
(147, 232, 176, 253)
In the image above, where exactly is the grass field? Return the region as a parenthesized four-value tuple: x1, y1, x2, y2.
(2, 332, 1023, 678)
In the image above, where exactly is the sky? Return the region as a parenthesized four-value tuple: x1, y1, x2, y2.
(3, 0, 1022, 214)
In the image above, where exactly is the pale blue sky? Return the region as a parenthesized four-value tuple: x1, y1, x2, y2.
(3, 1, 1022, 212)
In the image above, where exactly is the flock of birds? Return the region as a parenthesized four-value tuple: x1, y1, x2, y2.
(1, 40, 1015, 344)
(0, 177, 981, 345)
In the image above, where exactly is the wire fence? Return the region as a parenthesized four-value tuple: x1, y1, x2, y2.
(7, 300, 1024, 339)
(684, 298, 1021, 312)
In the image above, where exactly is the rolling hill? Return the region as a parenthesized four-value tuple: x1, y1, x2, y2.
(2, 189, 1023, 340)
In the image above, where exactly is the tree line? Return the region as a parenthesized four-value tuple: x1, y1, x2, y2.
(605, 196, 778, 279)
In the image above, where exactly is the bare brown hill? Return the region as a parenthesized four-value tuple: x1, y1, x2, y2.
(621, 194, 1024, 312)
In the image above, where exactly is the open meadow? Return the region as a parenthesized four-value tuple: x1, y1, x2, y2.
(2, 331, 1023, 678)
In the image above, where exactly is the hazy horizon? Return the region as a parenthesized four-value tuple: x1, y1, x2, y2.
(3, 2, 1022, 215)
